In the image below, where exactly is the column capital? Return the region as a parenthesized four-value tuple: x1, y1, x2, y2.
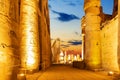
(84, 0, 101, 12)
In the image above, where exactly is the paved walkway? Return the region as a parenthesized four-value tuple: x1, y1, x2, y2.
(28, 64, 114, 80)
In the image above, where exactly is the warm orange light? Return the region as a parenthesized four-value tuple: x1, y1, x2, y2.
(19, 73, 25, 76)
(74, 56, 77, 61)
(20, 0, 40, 71)
(68, 55, 71, 60)
(108, 71, 114, 76)
(60, 51, 64, 56)
(60, 57, 64, 60)
(26, 56, 35, 66)
(64, 51, 67, 63)
(0, 52, 6, 61)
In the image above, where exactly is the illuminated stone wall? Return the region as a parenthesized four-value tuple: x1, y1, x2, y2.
(83, 0, 120, 71)
(118, 0, 120, 71)
(19, 0, 40, 72)
(39, 0, 52, 70)
(84, 0, 102, 69)
(19, 0, 51, 72)
(101, 16, 119, 71)
(0, 0, 51, 79)
(100, 0, 119, 72)
(81, 16, 86, 60)
(0, 0, 20, 80)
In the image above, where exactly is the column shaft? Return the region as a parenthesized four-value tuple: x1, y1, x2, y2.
(20, 0, 40, 72)
(84, 0, 101, 69)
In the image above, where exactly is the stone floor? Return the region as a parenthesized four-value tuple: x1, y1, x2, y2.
(26, 64, 115, 80)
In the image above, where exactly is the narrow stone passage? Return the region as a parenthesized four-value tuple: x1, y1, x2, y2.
(34, 64, 113, 80)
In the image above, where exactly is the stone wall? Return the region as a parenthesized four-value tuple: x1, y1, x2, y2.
(0, 0, 51, 80)
(118, 0, 120, 70)
(101, 15, 119, 71)
(39, 0, 52, 70)
(82, 0, 120, 71)
(0, 0, 20, 80)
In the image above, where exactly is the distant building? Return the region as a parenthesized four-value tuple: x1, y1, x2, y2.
(59, 50, 82, 64)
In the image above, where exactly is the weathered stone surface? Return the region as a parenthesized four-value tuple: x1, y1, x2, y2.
(0, 0, 20, 80)
(84, 0, 102, 69)
(19, 0, 40, 72)
(101, 16, 119, 71)
(38, 0, 52, 70)
(82, 0, 119, 72)
(118, 0, 120, 71)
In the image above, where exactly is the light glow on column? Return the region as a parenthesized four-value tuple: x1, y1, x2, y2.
(26, 54, 35, 66)
(81, 34, 85, 60)
(20, 0, 40, 70)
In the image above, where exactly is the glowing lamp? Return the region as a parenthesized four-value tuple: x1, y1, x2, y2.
(68, 55, 71, 60)
(74, 56, 77, 61)
(17, 73, 26, 80)
(108, 71, 114, 76)
(19, 73, 25, 76)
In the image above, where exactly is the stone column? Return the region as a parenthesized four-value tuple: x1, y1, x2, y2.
(81, 34, 85, 60)
(39, 0, 52, 70)
(81, 16, 86, 60)
(118, 0, 120, 71)
(20, 0, 40, 73)
(0, 0, 19, 80)
(84, 0, 101, 69)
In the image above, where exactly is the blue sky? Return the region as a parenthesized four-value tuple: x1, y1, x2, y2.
(49, 0, 114, 50)
(101, 0, 114, 14)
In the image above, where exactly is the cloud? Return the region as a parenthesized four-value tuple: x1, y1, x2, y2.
(52, 10, 80, 22)
(63, 0, 77, 6)
(68, 3, 76, 6)
(61, 44, 70, 48)
(74, 31, 79, 35)
(48, 4, 52, 9)
(62, 0, 83, 6)
(68, 40, 82, 45)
